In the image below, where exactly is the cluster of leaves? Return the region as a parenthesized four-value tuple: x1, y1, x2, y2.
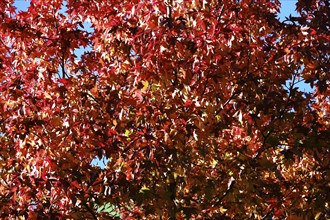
(0, 0, 329, 219)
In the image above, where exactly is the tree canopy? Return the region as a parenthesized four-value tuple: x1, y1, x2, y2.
(0, 0, 329, 219)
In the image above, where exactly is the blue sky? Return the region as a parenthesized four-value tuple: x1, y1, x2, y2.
(278, 0, 299, 20)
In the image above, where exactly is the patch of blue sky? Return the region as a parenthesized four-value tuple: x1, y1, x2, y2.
(74, 21, 93, 60)
(91, 156, 110, 169)
(278, 0, 299, 21)
(12, 0, 30, 12)
(279, 0, 314, 93)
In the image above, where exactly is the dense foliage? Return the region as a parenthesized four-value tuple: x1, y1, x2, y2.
(0, 0, 329, 219)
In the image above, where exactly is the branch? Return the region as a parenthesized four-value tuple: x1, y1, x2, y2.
(84, 91, 106, 117)
(253, 129, 274, 160)
(213, 177, 236, 206)
(82, 202, 98, 220)
(253, 72, 300, 159)
(166, 0, 173, 28)
(215, 87, 238, 115)
(61, 52, 68, 78)
(168, 173, 177, 220)
(216, 4, 225, 22)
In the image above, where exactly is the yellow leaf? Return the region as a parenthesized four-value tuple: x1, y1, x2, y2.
(219, 206, 227, 213)
(315, 212, 321, 219)
(26, 165, 30, 172)
(139, 185, 150, 193)
(141, 80, 149, 92)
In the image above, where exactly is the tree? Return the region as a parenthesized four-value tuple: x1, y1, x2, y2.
(0, 0, 329, 219)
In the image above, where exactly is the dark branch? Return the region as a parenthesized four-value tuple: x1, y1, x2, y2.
(82, 202, 98, 220)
